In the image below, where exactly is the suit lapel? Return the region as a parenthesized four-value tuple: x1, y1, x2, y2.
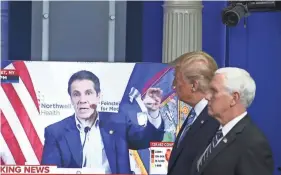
(99, 113, 117, 173)
(197, 116, 251, 175)
(196, 132, 236, 175)
(173, 111, 190, 147)
(64, 115, 83, 167)
(168, 107, 210, 171)
(177, 108, 209, 152)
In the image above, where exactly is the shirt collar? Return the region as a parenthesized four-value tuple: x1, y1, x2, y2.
(75, 112, 100, 131)
(220, 111, 247, 136)
(193, 98, 208, 116)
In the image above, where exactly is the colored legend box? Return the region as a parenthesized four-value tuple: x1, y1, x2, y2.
(149, 142, 174, 175)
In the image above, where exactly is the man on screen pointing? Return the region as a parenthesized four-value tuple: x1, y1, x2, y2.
(41, 70, 164, 174)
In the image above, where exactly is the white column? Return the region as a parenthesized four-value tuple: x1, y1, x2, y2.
(162, 1, 203, 63)
(42, 1, 50, 61)
(108, 1, 116, 62)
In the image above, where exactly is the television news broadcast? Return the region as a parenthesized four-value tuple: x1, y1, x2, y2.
(0, 61, 191, 174)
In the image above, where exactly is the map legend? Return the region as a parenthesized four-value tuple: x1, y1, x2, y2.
(150, 142, 174, 174)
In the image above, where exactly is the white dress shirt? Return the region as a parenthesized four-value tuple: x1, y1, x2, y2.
(190, 98, 208, 124)
(220, 111, 247, 138)
(75, 115, 110, 174)
(75, 108, 162, 173)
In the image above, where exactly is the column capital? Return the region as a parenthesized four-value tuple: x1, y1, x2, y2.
(163, 1, 202, 8)
(162, 0, 203, 63)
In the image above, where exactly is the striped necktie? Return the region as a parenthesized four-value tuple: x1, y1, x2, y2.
(177, 108, 196, 148)
(197, 129, 223, 171)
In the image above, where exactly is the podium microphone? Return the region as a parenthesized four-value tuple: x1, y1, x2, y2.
(82, 127, 90, 149)
(82, 126, 90, 168)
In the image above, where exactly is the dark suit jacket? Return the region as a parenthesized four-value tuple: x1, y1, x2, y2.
(41, 111, 164, 174)
(167, 106, 219, 175)
(191, 115, 274, 175)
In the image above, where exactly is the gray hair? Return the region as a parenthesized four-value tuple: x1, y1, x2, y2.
(216, 67, 256, 108)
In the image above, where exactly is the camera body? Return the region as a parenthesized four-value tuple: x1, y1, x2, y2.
(222, 1, 281, 27)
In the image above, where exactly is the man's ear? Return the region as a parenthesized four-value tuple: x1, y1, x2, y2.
(192, 80, 199, 92)
(231, 92, 240, 106)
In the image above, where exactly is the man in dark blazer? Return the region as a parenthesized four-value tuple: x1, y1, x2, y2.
(167, 51, 220, 175)
(191, 67, 274, 175)
(41, 70, 164, 174)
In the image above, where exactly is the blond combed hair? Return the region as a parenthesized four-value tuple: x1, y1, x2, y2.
(171, 51, 218, 92)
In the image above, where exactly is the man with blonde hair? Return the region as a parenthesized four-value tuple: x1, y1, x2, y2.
(167, 51, 219, 175)
(191, 67, 274, 175)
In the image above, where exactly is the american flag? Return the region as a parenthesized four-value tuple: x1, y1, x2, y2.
(1, 61, 43, 165)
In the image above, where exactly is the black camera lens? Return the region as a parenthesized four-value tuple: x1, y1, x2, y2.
(222, 5, 246, 27)
(223, 11, 240, 26)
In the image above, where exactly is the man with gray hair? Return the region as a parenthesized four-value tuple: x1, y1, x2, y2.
(192, 67, 274, 175)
